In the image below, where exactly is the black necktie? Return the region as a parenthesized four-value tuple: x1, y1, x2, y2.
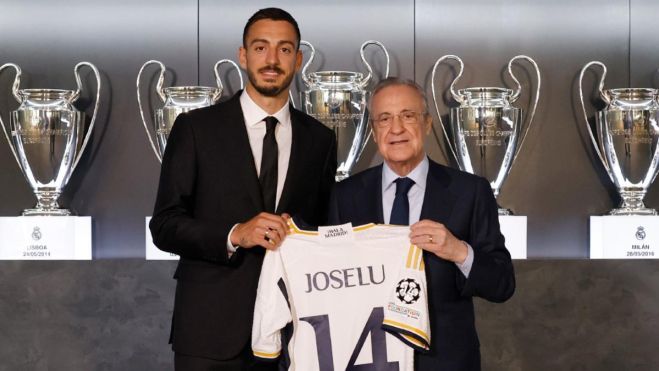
(389, 177, 415, 225)
(259, 116, 278, 213)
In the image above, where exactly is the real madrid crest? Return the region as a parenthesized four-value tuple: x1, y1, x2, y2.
(31, 226, 42, 241)
(635, 226, 646, 241)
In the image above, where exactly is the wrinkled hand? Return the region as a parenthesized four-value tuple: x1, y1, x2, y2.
(410, 219, 467, 264)
(230, 213, 291, 250)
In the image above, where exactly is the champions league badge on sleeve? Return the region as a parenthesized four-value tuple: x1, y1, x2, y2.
(395, 278, 421, 304)
(387, 277, 423, 321)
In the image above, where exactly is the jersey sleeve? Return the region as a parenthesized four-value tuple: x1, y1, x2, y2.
(382, 244, 431, 352)
(252, 247, 293, 361)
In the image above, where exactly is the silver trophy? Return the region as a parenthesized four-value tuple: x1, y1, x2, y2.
(137, 59, 243, 162)
(0, 62, 101, 216)
(578, 61, 659, 215)
(300, 40, 390, 181)
(432, 55, 541, 215)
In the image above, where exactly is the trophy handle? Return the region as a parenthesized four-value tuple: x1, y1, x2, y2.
(507, 55, 541, 161)
(213, 59, 244, 101)
(359, 40, 390, 87)
(70, 62, 102, 172)
(288, 90, 297, 109)
(430, 55, 464, 162)
(137, 60, 167, 162)
(578, 61, 611, 175)
(0, 63, 22, 167)
(300, 40, 315, 87)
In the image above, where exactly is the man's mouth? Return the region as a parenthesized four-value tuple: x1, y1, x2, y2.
(259, 67, 283, 78)
(389, 139, 409, 145)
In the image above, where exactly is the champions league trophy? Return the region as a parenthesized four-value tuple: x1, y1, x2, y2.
(137, 59, 243, 162)
(0, 62, 101, 216)
(431, 55, 541, 215)
(578, 61, 659, 215)
(300, 40, 390, 181)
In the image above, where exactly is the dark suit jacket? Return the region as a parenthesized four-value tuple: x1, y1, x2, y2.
(328, 159, 515, 371)
(150, 91, 337, 360)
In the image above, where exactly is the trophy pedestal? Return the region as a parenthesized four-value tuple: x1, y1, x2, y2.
(590, 216, 659, 259)
(0, 216, 91, 260)
(145, 217, 178, 260)
(499, 216, 527, 259)
(22, 208, 71, 216)
(609, 207, 657, 216)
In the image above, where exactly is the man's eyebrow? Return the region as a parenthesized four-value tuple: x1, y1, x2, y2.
(248, 39, 296, 47)
(248, 38, 269, 46)
(278, 40, 296, 47)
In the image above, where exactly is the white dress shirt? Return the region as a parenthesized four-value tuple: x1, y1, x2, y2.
(240, 90, 292, 204)
(381, 157, 474, 277)
(227, 91, 293, 254)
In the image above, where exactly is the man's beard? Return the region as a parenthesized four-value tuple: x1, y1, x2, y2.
(247, 65, 294, 97)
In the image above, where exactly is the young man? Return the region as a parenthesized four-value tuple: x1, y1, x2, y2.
(328, 77, 515, 371)
(150, 8, 336, 370)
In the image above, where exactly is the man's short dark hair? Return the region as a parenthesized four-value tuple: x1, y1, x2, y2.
(243, 8, 301, 49)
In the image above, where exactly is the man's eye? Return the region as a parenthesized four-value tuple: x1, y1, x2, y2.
(402, 112, 416, 120)
(379, 116, 392, 123)
(281, 47, 292, 54)
(254, 46, 265, 52)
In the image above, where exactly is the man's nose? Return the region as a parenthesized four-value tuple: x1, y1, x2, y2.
(389, 115, 406, 133)
(266, 47, 279, 65)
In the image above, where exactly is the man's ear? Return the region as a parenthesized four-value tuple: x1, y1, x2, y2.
(423, 114, 433, 135)
(238, 46, 247, 69)
(294, 49, 303, 73)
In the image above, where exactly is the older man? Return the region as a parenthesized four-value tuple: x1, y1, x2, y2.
(328, 77, 514, 371)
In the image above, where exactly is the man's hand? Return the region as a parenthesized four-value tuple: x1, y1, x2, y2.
(410, 219, 467, 264)
(230, 213, 291, 250)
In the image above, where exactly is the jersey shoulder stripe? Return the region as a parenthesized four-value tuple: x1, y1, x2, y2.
(253, 350, 281, 359)
(382, 319, 430, 351)
(406, 245, 425, 271)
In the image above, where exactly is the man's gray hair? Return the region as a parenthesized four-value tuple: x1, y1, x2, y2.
(369, 77, 429, 113)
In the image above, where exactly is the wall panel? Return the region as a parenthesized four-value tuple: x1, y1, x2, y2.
(416, 0, 639, 258)
(630, 0, 659, 204)
(199, 0, 415, 172)
(0, 0, 198, 258)
(0, 1, 657, 370)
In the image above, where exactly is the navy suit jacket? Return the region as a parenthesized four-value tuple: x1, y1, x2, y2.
(150, 92, 336, 360)
(328, 158, 515, 371)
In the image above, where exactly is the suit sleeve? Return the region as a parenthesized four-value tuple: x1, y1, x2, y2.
(252, 248, 292, 361)
(149, 113, 231, 263)
(459, 177, 515, 302)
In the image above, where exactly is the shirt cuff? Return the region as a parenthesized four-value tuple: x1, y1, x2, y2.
(226, 223, 240, 257)
(455, 242, 474, 278)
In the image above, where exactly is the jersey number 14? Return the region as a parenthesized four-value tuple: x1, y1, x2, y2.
(300, 307, 399, 371)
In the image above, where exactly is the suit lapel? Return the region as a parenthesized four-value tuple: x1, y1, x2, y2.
(360, 165, 385, 224)
(223, 93, 264, 211)
(420, 159, 456, 223)
(276, 107, 310, 214)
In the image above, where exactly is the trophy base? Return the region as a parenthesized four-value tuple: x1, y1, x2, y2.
(336, 171, 349, 182)
(498, 208, 512, 216)
(608, 207, 657, 216)
(22, 208, 72, 216)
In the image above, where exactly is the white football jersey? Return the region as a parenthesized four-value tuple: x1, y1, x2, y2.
(252, 221, 430, 371)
